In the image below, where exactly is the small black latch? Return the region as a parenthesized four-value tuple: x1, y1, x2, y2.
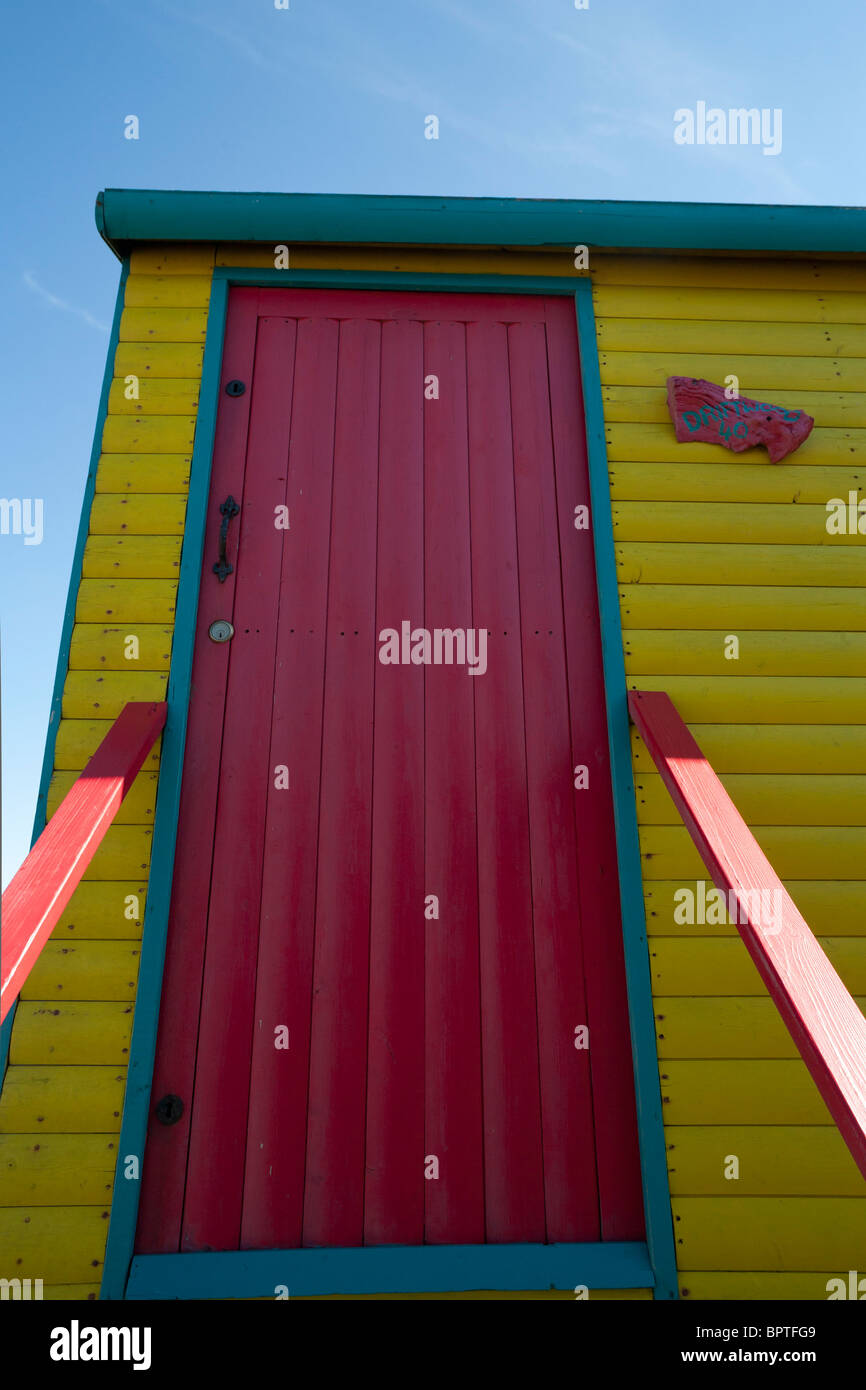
(155, 1094, 184, 1126)
(225, 379, 246, 396)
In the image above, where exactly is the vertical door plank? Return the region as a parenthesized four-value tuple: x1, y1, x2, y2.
(135, 289, 259, 1254)
(181, 317, 332, 1252)
(364, 319, 426, 1245)
(240, 314, 336, 1250)
(508, 319, 600, 1241)
(301, 321, 381, 1247)
(467, 319, 546, 1242)
(546, 297, 645, 1239)
(422, 321, 485, 1245)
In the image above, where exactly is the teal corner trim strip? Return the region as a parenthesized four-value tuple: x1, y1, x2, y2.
(99, 276, 230, 1300)
(97, 187, 866, 256)
(574, 281, 679, 1301)
(0, 259, 130, 1087)
(126, 1241, 654, 1300)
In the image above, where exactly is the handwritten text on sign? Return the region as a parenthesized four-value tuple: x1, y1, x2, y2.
(666, 377, 814, 462)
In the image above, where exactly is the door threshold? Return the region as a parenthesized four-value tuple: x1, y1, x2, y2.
(125, 1241, 654, 1299)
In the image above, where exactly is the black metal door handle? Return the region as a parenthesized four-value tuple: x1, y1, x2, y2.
(213, 495, 240, 582)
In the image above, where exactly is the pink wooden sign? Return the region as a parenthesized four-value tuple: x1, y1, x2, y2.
(667, 376, 814, 462)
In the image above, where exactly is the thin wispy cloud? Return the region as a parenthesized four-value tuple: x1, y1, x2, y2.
(22, 272, 109, 332)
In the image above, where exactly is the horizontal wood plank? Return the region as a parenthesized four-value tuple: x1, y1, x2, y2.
(0, 1067, 127, 1132)
(673, 1197, 866, 1269)
(81, 537, 182, 580)
(646, 881, 866, 936)
(619, 584, 866, 631)
(666, 1126, 864, 1195)
(660, 1060, 831, 1124)
(95, 453, 191, 493)
(0, 1135, 119, 1203)
(10, 1002, 133, 1065)
(636, 772, 866, 824)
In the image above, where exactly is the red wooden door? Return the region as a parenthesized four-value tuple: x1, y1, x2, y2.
(136, 288, 643, 1257)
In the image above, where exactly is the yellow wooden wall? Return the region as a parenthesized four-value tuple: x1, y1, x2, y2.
(0, 243, 212, 1299)
(2, 238, 863, 1300)
(594, 253, 866, 1300)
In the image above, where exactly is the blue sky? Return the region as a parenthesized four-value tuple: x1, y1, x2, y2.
(1, 0, 864, 886)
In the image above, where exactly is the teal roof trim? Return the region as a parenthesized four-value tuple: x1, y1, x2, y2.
(96, 189, 866, 258)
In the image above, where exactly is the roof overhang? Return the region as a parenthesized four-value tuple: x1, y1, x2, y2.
(95, 188, 866, 260)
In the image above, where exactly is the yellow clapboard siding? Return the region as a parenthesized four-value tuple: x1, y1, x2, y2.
(69, 624, 173, 671)
(82, 536, 181, 579)
(660, 1061, 831, 1124)
(214, 243, 582, 276)
(666, 1127, 864, 1196)
(0, 1067, 126, 1132)
(650, 937, 866, 997)
(611, 461, 866, 504)
(614, 501, 865, 546)
(636, 772, 866, 824)
(678, 1271, 847, 1300)
(604, 385, 866, 428)
(55, 720, 159, 772)
(48, 769, 159, 823)
(50, 880, 146, 939)
(118, 306, 207, 342)
(89, 494, 187, 535)
(100, 414, 196, 454)
(654, 996, 824, 1057)
(626, 631, 866, 678)
(619, 583, 866, 631)
(646, 882, 866, 936)
(640, 825, 865, 880)
(82, 825, 153, 880)
(600, 349, 866, 391)
(95, 453, 191, 493)
(625, 675, 866, 724)
(61, 670, 167, 719)
(108, 378, 200, 415)
(75, 579, 177, 623)
(22, 942, 141, 1002)
(129, 244, 215, 275)
(0, 1135, 118, 1204)
(10, 1003, 133, 1065)
(632, 723, 866, 774)
(592, 255, 866, 292)
(0, 1208, 110, 1282)
(596, 284, 866, 325)
(618, 543, 866, 587)
(113, 343, 204, 377)
(124, 275, 213, 307)
(598, 317, 866, 359)
(42, 1284, 101, 1300)
(673, 1197, 866, 1270)
(607, 420, 862, 466)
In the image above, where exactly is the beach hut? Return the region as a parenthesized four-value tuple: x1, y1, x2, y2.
(2, 190, 865, 1302)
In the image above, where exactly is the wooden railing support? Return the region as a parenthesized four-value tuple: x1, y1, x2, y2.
(629, 689, 866, 1183)
(1, 701, 167, 1024)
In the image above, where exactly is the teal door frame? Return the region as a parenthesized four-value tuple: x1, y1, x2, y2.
(94, 267, 677, 1301)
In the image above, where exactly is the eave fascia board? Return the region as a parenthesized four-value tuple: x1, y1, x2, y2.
(95, 188, 866, 259)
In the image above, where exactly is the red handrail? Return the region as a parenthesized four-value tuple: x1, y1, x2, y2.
(1, 701, 167, 1024)
(629, 689, 866, 1183)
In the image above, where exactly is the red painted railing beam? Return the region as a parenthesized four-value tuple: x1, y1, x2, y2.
(1, 701, 167, 1025)
(629, 689, 866, 1184)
